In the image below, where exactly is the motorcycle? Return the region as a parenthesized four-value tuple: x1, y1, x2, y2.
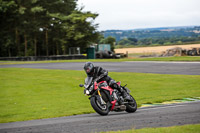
(79, 76, 137, 116)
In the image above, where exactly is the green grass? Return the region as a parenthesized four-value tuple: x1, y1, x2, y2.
(101, 124, 200, 133)
(0, 68, 200, 123)
(0, 56, 200, 65)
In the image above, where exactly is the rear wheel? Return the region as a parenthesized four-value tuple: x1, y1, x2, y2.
(90, 96, 110, 116)
(125, 95, 137, 113)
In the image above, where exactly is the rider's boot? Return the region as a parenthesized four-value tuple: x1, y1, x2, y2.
(109, 80, 131, 101)
(119, 87, 131, 100)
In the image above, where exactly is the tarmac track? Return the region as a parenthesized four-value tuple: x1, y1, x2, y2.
(0, 101, 200, 133)
(1, 61, 200, 75)
(0, 61, 200, 132)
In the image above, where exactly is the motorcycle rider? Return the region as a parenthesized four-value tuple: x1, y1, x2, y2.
(83, 62, 130, 100)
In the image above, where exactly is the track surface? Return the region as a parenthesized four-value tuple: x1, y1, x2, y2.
(0, 101, 199, 133)
(1, 61, 200, 132)
(1, 61, 200, 75)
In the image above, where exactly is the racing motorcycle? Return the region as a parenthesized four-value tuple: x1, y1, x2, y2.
(79, 76, 137, 115)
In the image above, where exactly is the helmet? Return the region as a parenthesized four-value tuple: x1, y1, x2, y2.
(84, 62, 94, 75)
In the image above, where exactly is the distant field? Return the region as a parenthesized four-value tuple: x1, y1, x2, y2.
(115, 44, 200, 54)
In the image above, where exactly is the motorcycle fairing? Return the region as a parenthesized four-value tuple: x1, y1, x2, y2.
(84, 76, 93, 89)
(111, 100, 117, 110)
(94, 82, 98, 90)
(98, 81, 114, 95)
(117, 81, 121, 86)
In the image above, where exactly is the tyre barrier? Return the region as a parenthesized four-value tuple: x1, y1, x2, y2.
(0, 55, 87, 61)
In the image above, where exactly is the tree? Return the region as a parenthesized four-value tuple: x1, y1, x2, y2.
(0, 0, 18, 57)
(61, 10, 99, 53)
(128, 38, 138, 44)
(0, 0, 100, 57)
(118, 37, 138, 46)
(103, 36, 116, 51)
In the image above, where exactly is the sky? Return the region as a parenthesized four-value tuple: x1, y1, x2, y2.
(77, 0, 200, 31)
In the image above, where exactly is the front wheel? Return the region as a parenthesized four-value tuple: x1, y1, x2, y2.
(90, 96, 110, 116)
(125, 95, 137, 113)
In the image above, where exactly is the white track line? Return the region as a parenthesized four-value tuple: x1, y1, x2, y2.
(125, 61, 200, 64)
(139, 104, 186, 111)
(139, 100, 200, 111)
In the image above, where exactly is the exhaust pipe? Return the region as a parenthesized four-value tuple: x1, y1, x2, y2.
(113, 105, 126, 111)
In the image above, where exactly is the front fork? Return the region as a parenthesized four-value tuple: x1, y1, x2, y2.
(89, 88, 115, 110)
(97, 89, 106, 105)
(96, 89, 116, 110)
(89, 88, 106, 105)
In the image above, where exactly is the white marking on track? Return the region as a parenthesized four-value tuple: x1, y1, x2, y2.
(139, 104, 186, 111)
(124, 61, 200, 64)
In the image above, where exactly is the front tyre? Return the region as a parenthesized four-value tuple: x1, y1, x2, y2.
(90, 96, 110, 116)
(125, 95, 137, 113)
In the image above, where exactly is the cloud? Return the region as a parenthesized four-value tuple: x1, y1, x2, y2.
(78, 0, 200, 30)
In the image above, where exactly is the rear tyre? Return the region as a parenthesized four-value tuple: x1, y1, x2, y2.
(90, 96, 110, 116)
(125, 95, 137, 113)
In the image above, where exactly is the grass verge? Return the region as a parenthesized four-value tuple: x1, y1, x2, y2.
(0, 56, 200, 65)
(0, 68, 200, 123)
(101, 124, 200, 133)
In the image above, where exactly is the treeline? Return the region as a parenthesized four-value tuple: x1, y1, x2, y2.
(104, 26, 200, 42)
(117, 36, 200, 47)
(0, 0, 100, 57)
(104, 26, 200, 47)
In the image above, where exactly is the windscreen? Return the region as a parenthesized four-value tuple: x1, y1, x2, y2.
(84, 76, 93, 88)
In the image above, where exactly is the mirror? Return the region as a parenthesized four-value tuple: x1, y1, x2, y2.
(79, 84, 84, 87)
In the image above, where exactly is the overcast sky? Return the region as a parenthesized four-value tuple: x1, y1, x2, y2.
(77, 0, 200, 31)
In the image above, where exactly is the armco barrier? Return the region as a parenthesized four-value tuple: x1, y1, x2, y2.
(0, 55, 87, 61)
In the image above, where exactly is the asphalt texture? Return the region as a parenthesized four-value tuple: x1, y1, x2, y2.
(1, 61, 200, 75)
(1, 61, 200, 132)
(0, 101, 199, 133)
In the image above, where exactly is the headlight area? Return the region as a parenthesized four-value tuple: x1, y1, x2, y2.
(85, 85, 94, 95)
(89, 85, 94, 93)
(86, 90, 90, 95)
(84, 85, 94, 95)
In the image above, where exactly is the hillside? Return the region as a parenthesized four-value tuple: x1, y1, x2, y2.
(103, 26, 200, 42)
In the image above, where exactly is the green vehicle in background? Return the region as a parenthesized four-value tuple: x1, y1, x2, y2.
(95, 44, 124, 59)
(87, 44, 127, 59)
